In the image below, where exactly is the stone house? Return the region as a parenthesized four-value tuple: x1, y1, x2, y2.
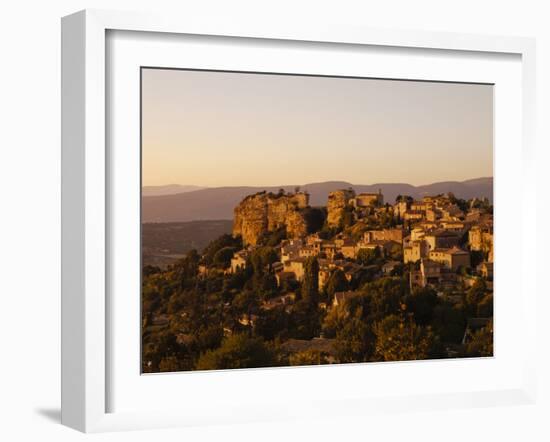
(404, 240, 429, 263)
(428, 246, 470, 271)
(281, 238, 303, 263)
(441, 205, 464, 220)
(394, 200, 409, 218)
(363, 228, 404, 244)
(230, 250, 249, 273)
(352, 190, 384, 207)
(320, 241, 337, 260)
(403, 210, 424, 222)
(424, 230, 461, 251)
(468, 224, 493, 256)
(284, 257, 306, 281)
(299, 246, 318, 258)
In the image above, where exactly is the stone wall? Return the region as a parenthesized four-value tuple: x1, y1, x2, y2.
(326, 189, 355, 227)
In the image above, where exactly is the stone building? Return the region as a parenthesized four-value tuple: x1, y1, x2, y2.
(428, 246, 470, 271)
(404, 240, 429, 263)
(280, 238, 303, 263)
(284, 257, 307, 281)
(403, 210, 424, 222)
(424, 230, 461, 251)
(363, 228, 404, 244)
(230, 250, 249, 273)
(351, 190, 384, 208)
(469, 224, 494, 256)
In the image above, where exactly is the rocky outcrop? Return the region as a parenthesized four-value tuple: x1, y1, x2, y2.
(326, 189, 356, 227)
(233, 192, 310, 245)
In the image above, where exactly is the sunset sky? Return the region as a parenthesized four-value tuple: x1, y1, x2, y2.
(141, 68, 493, 187)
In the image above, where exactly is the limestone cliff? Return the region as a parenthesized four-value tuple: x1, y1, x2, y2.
(326, 189, 356, 227)
(233, 192, 309, 245)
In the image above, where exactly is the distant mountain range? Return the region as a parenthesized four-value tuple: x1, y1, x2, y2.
(142, 177, 493, 223)
(142, 184, 207, 197)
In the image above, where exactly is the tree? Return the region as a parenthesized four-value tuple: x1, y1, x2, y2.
(142, 264, 161, 277)
(466, 279, 487, 315)
(304, 207, 327, 234)
(254, 306, 290, 341)
(373, 314, 436, 361)
(477, 293, 493, 317)
(339, 205, 355, 229)
(405, 287, 439, 326)
(395, 195, 413, 204)
(212, 246, 236, 269)
(233, 290, 260, 330)
(258, 227, 287, 247)
(325, 269, 348, 298)
(289, 349, 325, 366)
(202, 234, 242, 265)
(356, 247, 381, 266)
(195, 334, 274, 370)
(172, 249, 200, 289)
(465, 320, 493, 357)
(470, 250, 484, 269)
(334, 315, 374, 363)
(302, 257, 320, 305)
(363, 277, 406, 321)
(432, 302, 466, 344)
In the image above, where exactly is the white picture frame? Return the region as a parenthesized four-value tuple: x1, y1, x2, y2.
(61, 9, 537, 433)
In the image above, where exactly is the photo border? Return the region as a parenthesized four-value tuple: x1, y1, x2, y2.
(61, 9, 537, 432)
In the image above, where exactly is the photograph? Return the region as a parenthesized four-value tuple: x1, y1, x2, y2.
(140, 68, 494, 373)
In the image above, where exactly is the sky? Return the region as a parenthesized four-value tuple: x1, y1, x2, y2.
(141, 68, 493, 187)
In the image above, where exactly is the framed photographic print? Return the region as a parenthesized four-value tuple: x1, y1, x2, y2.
(61, 9, 537, 432)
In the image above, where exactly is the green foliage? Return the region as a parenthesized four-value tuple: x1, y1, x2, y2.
(202, 234, 242, 265)
(395, 195, 413, 204)
(477, 294, 493, 317)
(373, 314, 436, 361)
(325, 269, 349, 297)
(289, 349, 325, 366)
(250, 247, 278, 270)
(432, 302, 466, 344)
(363, 277, 407, 321)
(334, 315, 374, 363)
(254, 307, 290, 341)
(212, 246, 237, 269)
(466, 279, 487, 315)
(356, 247, 381, 266)
(172, 249, 200, 288)
(196, 334, 274, 370)
(339, 205, 355, 229)
(302, 257, 320, 305)
(142, 265, 161, 277)
(465, 320, 493, 357)
(470, 250, 484, 268)
(303, 207, 327, 234)
(405, 287, 439, 326)
(257, 226, 287, 247)
(319, 224, 341, 239)
(289, 299, 320, 339)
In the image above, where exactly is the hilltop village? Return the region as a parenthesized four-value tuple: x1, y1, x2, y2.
(230, 189, 493, 292)
(142, 188, 494, 372)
